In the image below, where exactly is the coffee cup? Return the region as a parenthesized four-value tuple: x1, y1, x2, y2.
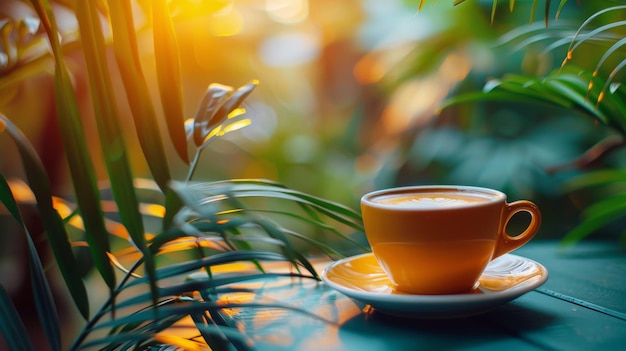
(360, 185, 541, 295)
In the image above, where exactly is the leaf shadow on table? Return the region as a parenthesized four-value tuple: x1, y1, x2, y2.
(338, 302, 558, 350)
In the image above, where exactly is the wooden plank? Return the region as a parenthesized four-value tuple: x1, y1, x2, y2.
(515, 241, 626, 313)
(484, 291, 626, 350)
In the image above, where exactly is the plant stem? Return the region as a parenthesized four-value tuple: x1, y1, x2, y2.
(68, 258, 145, 351)
(186, 149, 203, 182)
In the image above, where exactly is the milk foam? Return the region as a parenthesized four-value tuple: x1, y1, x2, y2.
(390, 197, 473, 208)
(374, 192, 494, 208)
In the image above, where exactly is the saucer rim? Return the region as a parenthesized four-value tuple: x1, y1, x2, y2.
(321, 252, 548, 307)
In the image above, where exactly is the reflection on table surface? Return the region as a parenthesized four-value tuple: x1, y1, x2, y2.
(214, 241, 626, 350)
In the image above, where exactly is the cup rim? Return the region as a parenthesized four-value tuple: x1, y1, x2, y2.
(361, 185, 506, 210)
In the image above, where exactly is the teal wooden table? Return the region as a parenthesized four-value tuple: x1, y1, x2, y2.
(218, 241, 626, 351)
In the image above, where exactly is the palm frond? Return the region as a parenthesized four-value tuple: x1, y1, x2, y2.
(441, 66, 626, 135)
(75, 0, 147, 255)
(0, 115, 90, 319)
(76, 0, 160, 311)
(561, 169, 626, 246)
(0, 285, 35, 351)
(70, 249, 325, 350)
(555, 0, 568, 19)
(565, 5, 626, 58)
(108, 0, 173, 193)
(561, 6, 626, 95)
(152, 0, 189, 164)
(28, 0, 117, 292)
(0, 174, 60, 351)
(169, 179, 366, 250)
(449, 0, 560, 25)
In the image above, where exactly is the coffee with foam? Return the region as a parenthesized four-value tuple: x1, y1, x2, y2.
(373, 191, 496, 209)
(361, 185, 540, 294)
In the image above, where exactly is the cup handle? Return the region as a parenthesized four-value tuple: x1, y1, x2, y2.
(492, 200, 541, 259)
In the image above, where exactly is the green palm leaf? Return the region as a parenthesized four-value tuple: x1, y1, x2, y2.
(96, 301, 329, 331)
(86, 297, 330, 351)
(75, 0, 146, 255)
(556, 0, 568, 19)
(0, 175, 61, 351)
(123, 251, 306, 290)
(491, 0, 499, 25)
(28, 0, 116, 292)
(566, 5, 626, 55)
(566, 169, 626, 189)
(153, 0, 189, 164)
(566, 21, 626, 58)
(81, 323, 251, 351)
(168, 180, 367, 260)
(441, 67, 626, 135)
(0, 285, 35, 351)
(108, 0, 173, 193)
(113, 272, 312, 311)
(75, 0, 161, 309)
(0, 115, 89, 320)
(561, 192, 626, 246)
(181, 180, 362, 226)
(449, 0, 558, 25)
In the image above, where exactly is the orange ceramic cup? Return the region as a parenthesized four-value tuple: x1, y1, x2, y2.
(360, 185, 541, 295)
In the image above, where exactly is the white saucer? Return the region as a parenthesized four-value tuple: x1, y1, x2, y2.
(321, 252, 548, 318)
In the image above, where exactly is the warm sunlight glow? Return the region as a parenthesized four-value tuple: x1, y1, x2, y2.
(140, 203, 166, 218)
(52, 196, 73, 218)
(173, 0, 233, 18)
(6, 178, 35, 203)
(353, 44, 416, 84)
(228, 107, 246, 119)
(105, 218, 131, 240)
(208, 7, 244, 36)
(439, 52, 471, 83)
(378, 51, 471, 135)
(353, 53, 386, 84)
(202, 118, 252, 144)
(68, 216, 84, 231)
(107, 251, 143, 278)
(380, 78, 439, 134)
(265, 0, 309, 24)
(111, 247, 145, 266)
(203, 125, 222, 142)
(223, 118, 252, 133)
(156, 237, 230, 253)
(217, 292, 256, 317)
(154, 331, 209, 351)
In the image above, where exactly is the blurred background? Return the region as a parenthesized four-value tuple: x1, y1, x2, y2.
(1, 0, 624, 245)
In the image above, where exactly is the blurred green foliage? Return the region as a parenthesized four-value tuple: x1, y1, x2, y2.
(393, 0, 626, 244)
